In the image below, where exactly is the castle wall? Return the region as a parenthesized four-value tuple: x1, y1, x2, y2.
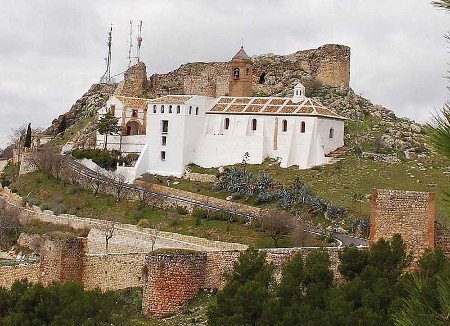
(39, 237, 86, 286)
(83, 253, 146, 291)
(142, 252, 207, 318)
(120, 62, 147, 97)
(146, 44, 350, 98)
(0, 264, 40, 288)
(370, 189, 436, 265)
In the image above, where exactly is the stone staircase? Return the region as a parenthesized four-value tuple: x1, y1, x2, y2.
(325, 146, 349, 164)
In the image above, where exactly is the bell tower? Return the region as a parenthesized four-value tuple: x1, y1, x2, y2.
(228, 46, 253, 97)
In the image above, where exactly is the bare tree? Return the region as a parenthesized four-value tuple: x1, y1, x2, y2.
(9, 124, 27, 147)
(108, 171, 128, 201)
(150, 229, 158, 252)
(0, 200, 22, 250)
(30, 148, 63, 180)
(101, 221, 116, 254)
(91, 165, 103, 196)
(258, 210, 295, 248)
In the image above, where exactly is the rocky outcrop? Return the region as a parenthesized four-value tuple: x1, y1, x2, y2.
(46, 83, 116, 136)
(118, 62, 147, 97)
(311, 87, 428, 155)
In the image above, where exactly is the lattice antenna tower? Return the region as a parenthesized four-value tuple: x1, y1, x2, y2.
(136, 20, 143, 63)
(100, 25, 113, 84)
(127, 20, 133, 68)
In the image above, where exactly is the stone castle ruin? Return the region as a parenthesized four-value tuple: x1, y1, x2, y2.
(1, 186, 449, 318)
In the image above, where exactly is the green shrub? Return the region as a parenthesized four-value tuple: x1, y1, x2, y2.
(137, 218, 150, 229)
(192, 208, 208, 219)
(65, 184, 82, 195)
(53, 203, 67, 215)
(72, 149, 119, 170)
(176, 206, 189, 215)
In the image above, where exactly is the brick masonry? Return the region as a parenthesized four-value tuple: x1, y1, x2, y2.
(370, 189, 436, 265)
(142, 252, 207, 318)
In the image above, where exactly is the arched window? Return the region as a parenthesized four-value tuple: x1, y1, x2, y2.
(251, 118, 257, 131)
(246, 67, 250, 76)
(189, 106, 192, 114)
(176, 105, 180, 114)
(161, 105, 165, 113)
(169, 105, 172, 113)
(282, 120, 288, 132)
(329, 128, 334, 139)
(259, 72, 266, 84)
(224, 118, 230, 130)
(195, 107, 199, 115)
(300, 121, 306, 133)
(233, 67, 240, 79)
(153, 105, 157, 113)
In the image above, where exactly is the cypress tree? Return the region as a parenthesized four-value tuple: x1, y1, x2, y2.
(24, 123, 32, 148)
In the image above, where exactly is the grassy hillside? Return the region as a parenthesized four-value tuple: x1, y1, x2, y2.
(8, 171, 328, 248)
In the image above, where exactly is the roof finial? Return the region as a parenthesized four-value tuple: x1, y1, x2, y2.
(241, 36, 244, 48)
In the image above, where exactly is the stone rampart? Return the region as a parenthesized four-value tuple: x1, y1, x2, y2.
(0, 264, 40, 288)
(142, 247, 343, 318)
(83, 253, 146, 291)
(370, 189, 436, 265)
(39, 236, 86, 286)
(142, 251, 207, 318)
(146, 44, 350, 98)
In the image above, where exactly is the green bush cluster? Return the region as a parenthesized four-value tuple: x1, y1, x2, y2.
(208, 236, 450, 326)
(72, 149, 119, 170)
(0, 281, 141, 326)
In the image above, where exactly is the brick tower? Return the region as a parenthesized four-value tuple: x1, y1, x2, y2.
(228, 46, 253, 97)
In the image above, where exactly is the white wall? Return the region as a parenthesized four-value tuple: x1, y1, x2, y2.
(96, 135, 146, 154)
(146, 96, 215, 177)
(195, 114, 344, 169)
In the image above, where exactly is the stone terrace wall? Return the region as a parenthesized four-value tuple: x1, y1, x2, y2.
(0, 264, 40, 288)
(0, 189, 247, 252)
(135, 179, 261, 218)
(142, 252, 207, 318)
(146, 44, 350, 98)
(435, 222, 450, 257)
(370, 189, 436, 265)
(83, 253, 146, 291)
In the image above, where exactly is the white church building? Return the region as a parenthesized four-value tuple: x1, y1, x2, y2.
(96, 47, 346, 180)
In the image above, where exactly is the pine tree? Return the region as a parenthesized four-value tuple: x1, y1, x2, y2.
(23, 123, 32, 148)
(97, 112, 119, 150)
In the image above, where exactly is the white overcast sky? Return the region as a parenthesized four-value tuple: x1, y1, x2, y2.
(0, 0, 449, 148)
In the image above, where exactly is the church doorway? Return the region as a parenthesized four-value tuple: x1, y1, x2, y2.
(126, 121, 141, 136)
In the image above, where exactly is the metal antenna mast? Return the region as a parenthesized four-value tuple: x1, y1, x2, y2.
(127, 20, 133, 68)
(136, 20, 143, 63)
(100, 25, 113, 84)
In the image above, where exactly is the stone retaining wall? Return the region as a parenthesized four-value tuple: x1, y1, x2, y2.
(0, 264, 40, 288)
(83, 253, 146, 291)
(135, 179, 261, 218)
(0, 189, 247, 253)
